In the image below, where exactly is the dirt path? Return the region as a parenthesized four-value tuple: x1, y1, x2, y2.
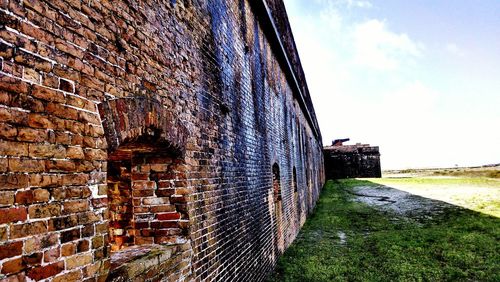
(350, 185, 448, 221)
(352, 178, 500, 217)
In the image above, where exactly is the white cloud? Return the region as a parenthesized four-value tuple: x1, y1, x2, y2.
(352, 19, 424, 70)
(346, 0, 372, 8)
(320, 3, 343, 32)
(445, 43, 465, 57)
(381, 81, 437, 115)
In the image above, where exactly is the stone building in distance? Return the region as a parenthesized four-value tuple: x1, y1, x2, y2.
(324, 139, 382, 179)
(0, 0, 324, 281)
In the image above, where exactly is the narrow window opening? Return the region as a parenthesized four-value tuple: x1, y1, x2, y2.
(292, 167, 299, 222)
(272, 163, 284, 253)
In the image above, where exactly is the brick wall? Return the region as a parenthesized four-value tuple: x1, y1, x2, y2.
(0, 0, 324, 281)
(324, 144, 381, 179)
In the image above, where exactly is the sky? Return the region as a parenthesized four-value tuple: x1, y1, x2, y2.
(283, 0, 500, 169)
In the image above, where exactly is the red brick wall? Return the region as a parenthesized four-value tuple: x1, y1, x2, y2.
(0, 0, 324, 281)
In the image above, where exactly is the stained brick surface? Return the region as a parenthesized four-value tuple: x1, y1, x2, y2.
(0, 0, 324, 281)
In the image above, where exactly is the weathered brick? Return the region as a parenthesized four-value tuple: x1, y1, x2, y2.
(0, 75, 30, 94)
(77, 239, 90, 252)
(82, 224, 95, 238)
(83, 262, 101, 279)
(0, 207, 27, 224)
(1, 257, 26, 275)
(23, 67, 40, 83)
(14, 190, 33, 204)
(8, 158, 45, 172)
(0, 42, 14, 59)
(0, 159, 6, 173)
(17, 127, 48, 142)
(14, 49, 52, 72)
(24, 233, 58, 253)
(55, 131, 72, 145)
(0, 241, 23, 260)
(45, 159, 76, 171)
(42, 72, 60, 88)
(61, 173, 88, 185)
(29, 174, 60, 188)
(33, 188, 50, 202)
(27, 113, 54, 129)
(10, 221, 47, 239)
(22, 252, 43, 266)
(48, 214, 78, 231)
(0, 191, 15, 206)
(45, 102, 78, 120)
(83, 148, 107, 161)
(22, 0, 46, 15)
(28, 203, 61, 219)
(91, 235, 103, 249)
(66, 253, 93, 270)
(0, 174, 28, 190)
(0, 140, 28, 157)
(28, 143, 66, 158)
(0, 123, 17, 139)
(79, 212, 101, 226)
(63, 199, 89, 214)
(61, 242, 76, 257)
(43, 247, 60, 263)
(0, 89, 9, 105)
(26, 261, 64, 280)
(0, 226, 7, 242)
(157, 212, 181, 221)
(52, 269, 82, 282)
(60, 228, 80, 243)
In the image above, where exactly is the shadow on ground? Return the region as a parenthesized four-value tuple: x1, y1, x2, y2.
(269, 179, 500, 282)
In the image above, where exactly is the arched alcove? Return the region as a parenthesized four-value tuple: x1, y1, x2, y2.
(98, 97, 192, 280)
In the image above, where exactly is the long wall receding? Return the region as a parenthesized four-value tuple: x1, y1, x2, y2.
(0, 0, 324, 281)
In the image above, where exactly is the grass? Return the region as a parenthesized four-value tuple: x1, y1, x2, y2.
(269, 179, 500, 282)
(384, 165, 500, 179)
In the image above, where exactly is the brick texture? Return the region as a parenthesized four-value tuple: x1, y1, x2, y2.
(0, 0, 324, 281)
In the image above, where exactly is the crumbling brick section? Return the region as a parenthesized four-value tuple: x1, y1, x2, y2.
(107, 151, 189, 250)
(107, 154, 134, 250)
(99, 96, 192, 279)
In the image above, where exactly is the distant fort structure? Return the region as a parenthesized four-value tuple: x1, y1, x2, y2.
(324, 139, 382, 179)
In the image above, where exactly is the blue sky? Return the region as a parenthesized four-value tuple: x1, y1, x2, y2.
(284, 0, 500, 169)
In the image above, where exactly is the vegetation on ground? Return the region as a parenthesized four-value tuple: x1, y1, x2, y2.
(269, 179, 500, 282)
(384, 165, 500, 179)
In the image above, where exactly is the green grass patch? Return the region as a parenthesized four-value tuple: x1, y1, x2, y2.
(269, 179, 500, 282)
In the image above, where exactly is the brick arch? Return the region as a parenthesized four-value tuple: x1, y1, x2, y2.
(97, 96, 193, 280)
(97, 96, 189, 156)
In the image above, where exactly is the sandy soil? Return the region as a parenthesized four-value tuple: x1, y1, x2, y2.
(351, 185, 448, 217)
(351, 182, 499, 218)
